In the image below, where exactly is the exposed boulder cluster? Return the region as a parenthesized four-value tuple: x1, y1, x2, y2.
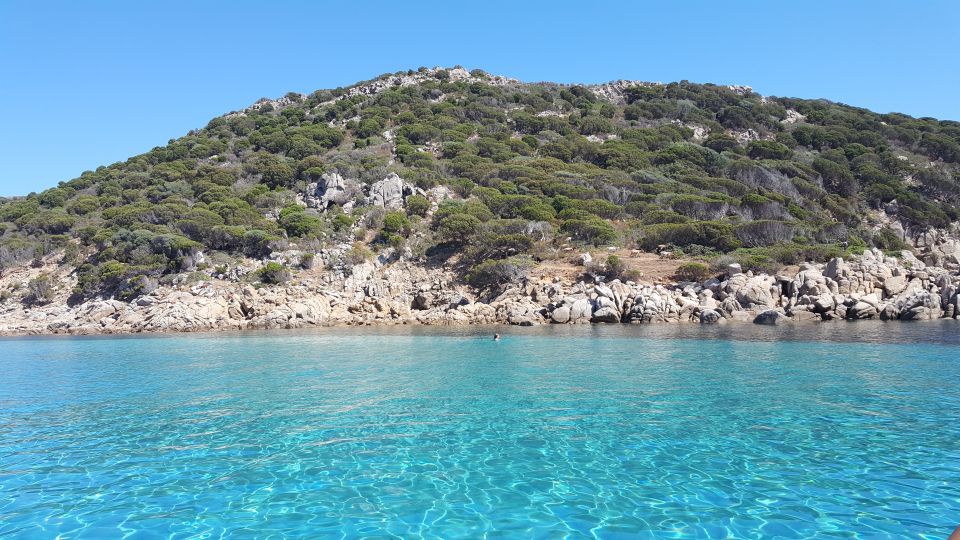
(304, 172, 421, 212)
(367, 173, 421, 209)
(1, 248, 958, 335)
(304, 172, 360, 210)
(525, 248, 959, 326)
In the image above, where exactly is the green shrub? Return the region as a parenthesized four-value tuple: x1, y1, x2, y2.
(382, 211, 411, 236)
(517, 201, 557, 221)
(703, 135, 741, 153)
(464, 232, 534, 263)
(813, 157, 857, 197)
(61, 242, 81, 265)
(73, 260, 136, 298)
(345, 242, 373, 265)
(331, 213, 355, 232)
(466, 257, 532, 291)
(28, 273, 55, 304)
(601, 254, 642, 282)
(640, 209, 690, 225)
(19, 210, 76, 234)
(561, 218, 618, 246)
(566, 198, 623, 219)
(116, 275, 158, 301)
(240, 230, 276, 257)
(67, 195, 100, 215)
(437, 214, 481, 244)
(735, 253, 781, 274)
(257, 262, 291, 284)
(675, 262, 712, 282)
(729, 243, 848, 271)
(300, 253, 315, 269)
(406, 195, 430, 217)
(747, 140, 792, 160)
(279, 206, 324, 238)
(432, 199, 493, 224)
(873, 227, 910, 251)
(639, 221, 740, 251)
(734, 220, 795, 247)
(0, 198, 40, 221)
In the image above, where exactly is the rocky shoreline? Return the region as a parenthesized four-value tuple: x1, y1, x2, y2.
(1, 247, 958, 337)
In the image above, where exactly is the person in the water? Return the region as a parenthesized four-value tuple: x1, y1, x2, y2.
(494, 333, 500, 341)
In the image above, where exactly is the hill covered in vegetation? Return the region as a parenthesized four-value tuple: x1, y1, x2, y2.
(2, 66, 959, 302)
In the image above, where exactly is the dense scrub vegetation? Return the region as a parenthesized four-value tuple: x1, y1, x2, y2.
(2, 66, 958, 298)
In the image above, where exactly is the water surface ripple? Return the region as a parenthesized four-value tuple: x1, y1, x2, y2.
(1, 322, 959, 538)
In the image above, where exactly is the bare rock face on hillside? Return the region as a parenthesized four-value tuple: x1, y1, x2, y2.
(368, 173, 420, 209)
(306, 172, 361, 211)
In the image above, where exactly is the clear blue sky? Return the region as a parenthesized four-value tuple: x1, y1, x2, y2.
(1, 0, 958, 196)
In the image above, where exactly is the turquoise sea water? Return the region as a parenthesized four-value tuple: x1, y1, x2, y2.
(1, 323, 959, 539)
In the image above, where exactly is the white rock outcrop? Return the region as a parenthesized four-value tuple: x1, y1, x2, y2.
(2, 247, 958, 336)
(367, 173, 420, 209)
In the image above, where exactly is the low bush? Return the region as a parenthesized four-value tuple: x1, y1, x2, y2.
(116, 275, 158, 301)
(873, 227, 910, 251)
(747, 140, 792, 160)
(300, 252, 315, 269)
(436, 214, 482, 244)
(674, 262, 712, 282)
(279, 206, 324, 238)
(734, 220, 796, 247)
(466, 256, 532, 291)
(598, 254, 642, 282)
(257, 262, 291, 284)
(405, 195, 430, 217)
(61, 242, 81, 265)
(639, 209, 690, 225)
(464, 232, 534, 263)
(561, 218, 619, 246)
(72, 260, 141, 298)
(331, 212, 354, 232)
(345, 242, 373, 266)
(734, 253, 781, 274)
(28, 273, 55, 304)
(639, 221, 740, 252)
(382, 211, 411, 236)
(728, 243, 849, 273)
